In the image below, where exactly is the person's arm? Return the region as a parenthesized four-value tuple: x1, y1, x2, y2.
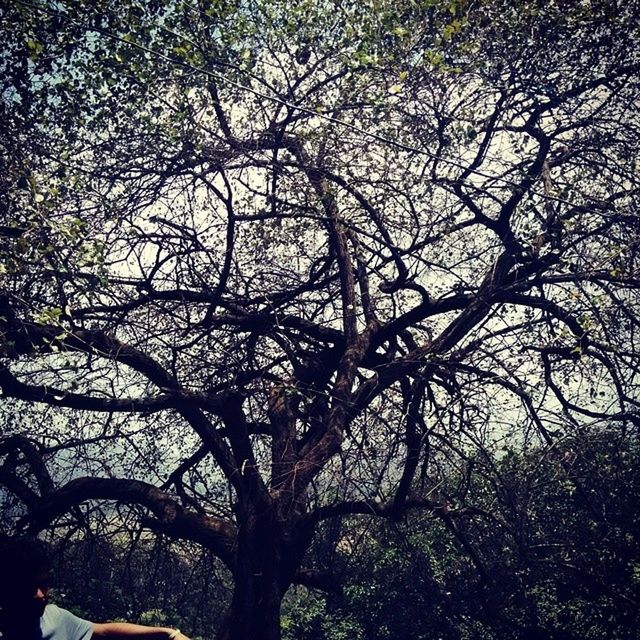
(92, 622, 190, 639)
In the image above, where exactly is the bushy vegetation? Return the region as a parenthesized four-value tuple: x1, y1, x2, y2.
(46, 428, 640, 639)
(48, 537, 229, 639)
(281, 428, 640, 640)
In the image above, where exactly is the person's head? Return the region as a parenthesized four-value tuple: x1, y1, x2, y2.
(0, 535, 52, 619)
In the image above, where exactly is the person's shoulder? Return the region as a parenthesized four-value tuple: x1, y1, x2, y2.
(42, 603, 88, 626)
(40, 604, 65, 637)
(42, 603, 63, 618)
(41, 603, 67, 628)
(41, 603, 93, 639)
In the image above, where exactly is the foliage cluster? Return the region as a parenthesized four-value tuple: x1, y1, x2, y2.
(50, 537, 227, 640)
(46, 428, 640, 639)
(282, 428, 640, 640)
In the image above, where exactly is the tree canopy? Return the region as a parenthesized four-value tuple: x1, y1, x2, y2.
(1, 1, 639, 638)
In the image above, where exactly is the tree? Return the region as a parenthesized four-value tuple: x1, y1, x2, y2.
(1, 1, 639, 638)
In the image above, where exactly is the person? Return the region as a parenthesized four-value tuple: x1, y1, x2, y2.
(0, 536, 191, 640)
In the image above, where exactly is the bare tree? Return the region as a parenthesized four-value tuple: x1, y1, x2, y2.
(1, 1, 639, 638)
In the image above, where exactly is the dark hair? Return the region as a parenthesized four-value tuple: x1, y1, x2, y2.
(0, 536, 52, 603)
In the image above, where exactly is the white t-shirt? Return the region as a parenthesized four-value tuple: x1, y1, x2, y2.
(40, 604, 93, 640)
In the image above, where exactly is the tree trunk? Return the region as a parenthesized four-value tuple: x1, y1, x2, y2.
(217, 570, 284, 640)
(217, 505, 287, 640)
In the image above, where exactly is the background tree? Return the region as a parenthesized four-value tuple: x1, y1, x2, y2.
(1, 1, 639, 638)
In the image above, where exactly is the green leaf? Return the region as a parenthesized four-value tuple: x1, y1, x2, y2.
(26, 39, 43, 53)
(35, 307, 63, 325)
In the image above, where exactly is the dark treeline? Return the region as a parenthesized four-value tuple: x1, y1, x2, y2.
(46, 535, 227, 639)
(48, 426, 639, 640)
